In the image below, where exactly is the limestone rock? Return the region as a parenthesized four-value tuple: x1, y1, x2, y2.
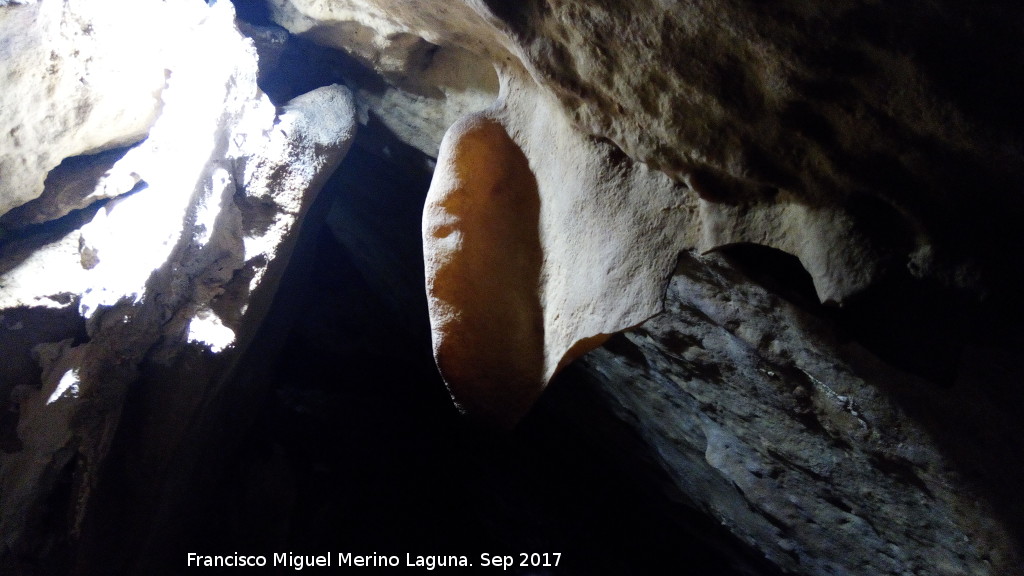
(0, 146, 136, 230)
(475, 1, 1024, 291)
(267, 0, 1021, 428)
(283, 1, 1024, 572)
(350, 44, 499, 158)
(571, 251, 1024, 575)
(0, 1, 356, 563)
(0, 0, 181, 218)
(267, 1, 500, 158)
(423, 113, 545, 426)
(267, 0, 504, 70)
(3, 0, 1023, 574)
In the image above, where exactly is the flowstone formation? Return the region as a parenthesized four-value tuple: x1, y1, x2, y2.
(423, 113, 546, 427)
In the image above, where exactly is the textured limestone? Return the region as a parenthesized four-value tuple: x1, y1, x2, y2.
(486, 1, 1024, 288)
(267, 0, 504, 68)
(0, 146, 136, 230)
(0, 0, 182, 219)
(272, 0, 1024, 428)
(268, 0, 500, 158)
(0, 1, 356, 563)
(2, 0, 1022, 574)
(572, 251, 1023, 575)
(695, 199, 884, 303)
(275, 1, 1024, 573)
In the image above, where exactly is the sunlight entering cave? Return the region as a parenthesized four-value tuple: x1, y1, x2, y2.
(74, 0, 272, 335)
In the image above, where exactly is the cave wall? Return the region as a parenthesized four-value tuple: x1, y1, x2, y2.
(1, 0, 1023, 574)
(1, 2, 356, 572)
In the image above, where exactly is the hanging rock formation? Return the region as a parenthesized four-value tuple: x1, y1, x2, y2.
(1, 0, 1023, 574)
(423, 113, 546, 427)
(270, 0, 1024, 573)
(268, 0, 1024, 424)
(423, 71, 691, 426)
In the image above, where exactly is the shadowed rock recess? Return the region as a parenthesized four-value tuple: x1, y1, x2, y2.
(1, 0, 1022, 574)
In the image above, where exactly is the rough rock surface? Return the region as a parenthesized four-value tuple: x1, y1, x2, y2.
(570, 250, 1022, 575)
(2, 0, 1023, 574)
(270, 0, 1024, 573)
(268, 0, 500, 158)
(1, 0, 178, 218)
(0, 2, 356, 570)
(492, 1, 1024, 295)
(270, 0, 1024, 427)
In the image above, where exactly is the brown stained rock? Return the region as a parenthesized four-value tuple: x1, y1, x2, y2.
(424, 114, 545, 427)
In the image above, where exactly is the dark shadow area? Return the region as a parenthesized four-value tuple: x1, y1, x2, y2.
(230, 0, 274, 26)
(185, 235, 779, 574)
(716, 243, 821, 312)
(0, 196, 118, 277)
(255, 33, 354, 106)
(715, 242, 973, 386)
(0, 305, 88, 454)
(521, 366, 786, 576)
(232, 8, 357, 107)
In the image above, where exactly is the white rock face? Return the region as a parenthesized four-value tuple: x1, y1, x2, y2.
(268, 0, 504, 66)
(0, 0, 189, 218)
(0, 0, 357, 552)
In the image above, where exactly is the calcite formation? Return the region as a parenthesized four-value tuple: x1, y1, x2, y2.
(423, 68, 691, 426)
(423, 113, 546, 426)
